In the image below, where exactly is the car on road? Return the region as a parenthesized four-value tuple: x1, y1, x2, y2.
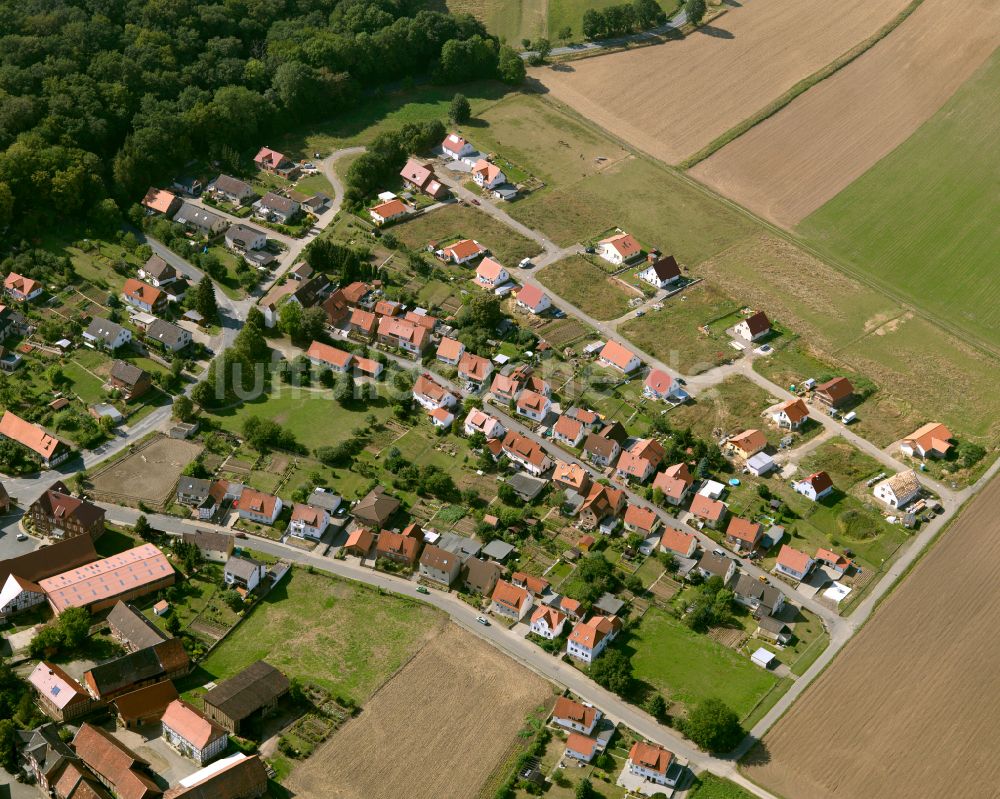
(471, 198, 480, 206)
(635, 310, 645, 317)
(416, 586, 430, 595)
(519, 258, 533, 268)
(16, 533, 27, 542)
(476, 615, 490, 626)
(713, 549, 726, 558)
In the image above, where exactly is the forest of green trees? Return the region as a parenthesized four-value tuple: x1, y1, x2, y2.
(0, 0, 524, 242)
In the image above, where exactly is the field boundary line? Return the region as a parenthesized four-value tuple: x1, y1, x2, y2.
(679, 0, 927, 169)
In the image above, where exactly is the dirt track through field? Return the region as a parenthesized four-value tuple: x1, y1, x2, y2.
(286, 624, 552, 799)
(744, 474, 1000, 798)
(690, 0, 1000, 226)
(534, 0, 911, 164)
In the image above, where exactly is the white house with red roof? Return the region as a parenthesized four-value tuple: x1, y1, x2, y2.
(515, 389, 551, 421)
(0, 410, 69, 467)
(567, 615, 621, 663)
(237, 488, 282, 525)
(141, 187, 180, 216)
(815, 548, 852, 576)
(597, 232, 641, 265)
(442, 238, 487, 264)
(552, 415, 585, 447)
(457, 351, 493, 388)
(623, 505, 660, 536)
(792, 471, 834, 501)
(529, 606, 566, 639)
(306, 341, 353, 373)
(598, 340, 641, 373)
(625, 741, 682, 789)
(660, 528, 697, 558)
(254, 146, 293, 173)
(652, 463, 694, 506)
(566, 732, 600, 764)
(4, 273, 43, 303)
(689, 493, 728, 529)
(615, 438, 665, 483)
(436, 336, 465, 366)
(775, 544, 814, 582)
(735, 310, 771, 342)
(161, 699, 228, 765)
(726, 516, 764, 553)
(412, 373, 457, 411)
(501, 431, 552, 476)
(475, 257, 509, 288)
(515, 285, 551, 315)
(551, 696, 601, 735)
(429, 407, 455, 429)
(464, 408, 505, 439)
(399, 158, 447, 199)
(773, 398, 810, 430)
(638, 254, 681, 289)
(441, 133, 475, 160)
(369, 198, 410, 226)
(900, 422, 954, 459)
(378, 315, 428, 354)
(490, 580, 532, 622)
(643, 369, 686, 402)
(289, 503, 330, 539)
(472, 159, 507, 189)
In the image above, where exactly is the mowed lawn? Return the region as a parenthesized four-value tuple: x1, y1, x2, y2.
(799, 48, 1000, 352)
(625, 608, 779, 718)
(198, 569, 444, 702)
(536, 255, 637, 320)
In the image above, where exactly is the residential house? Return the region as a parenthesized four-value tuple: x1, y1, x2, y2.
(252, 192, 299, 224)
(319, 289, 350, 329)
(756, 615, 793, 645)
(565, 406, 602, 430)
(236, 488, 281, 525)
(176, 476, 210, 508)
(43, 544, 175, 616)
(343, 528, 374, 558)
(900, 422, 954, 459)
(733, 573, 785, 618)
(0, 573, 45, 618)
(109, 361, 152, 400)
(726, 516, 764, 553)
(4, 273, 43, 302)
(349, 308, 377, 339)
(623, 504, 660, 536)
(637, 254, 681, 289)
(597, 340, 641, 373)
(625, 742, 682, 789)
(17, 723, 91, 795)
(289, 504, 330, 540)
(472, 159, 506, 189)
(773, 398, 810, 430)
(306, 341, 353, 373)
(552, 696, 601, 735)
(442, 239, 486, 265)
(141, 187, 181, 216)
(515, 389, 551, 421)
(171, 176, 203, 196)
(464, 408, 506, 439)
(29, 482, 105, 540)
(501, 431, 553, 476)
(224, 224, 267, 253)
(107, 601, 169, 652)
(81, 318, 129, 351)
(457, 351, 493, 388)
(122, 279, 167, 314)
(652, 463, 694, 506)
(163, 753, 268, 799)
(735, 310, 771, 342)
(161, 700, 228, 765)
(0, 410, 70, 466)
(615, 438, 665, 483)
(530, 607, 566, 640)
(552, 415, 585, 447)
(597, 232, 641, 265)
(475, 257, 509, 288)
(181, 530, 233, 563)
(173, 202, 227, 236)
(145, 319, 192, 352)
(695, 551, 735, 584)
(441, 133, 474, 160)
(643, 369, 685, 402)
(436, 336, 465, 366)
(578, 484, 626, 532)
(72, 723, 162, 799)
(378, 315, 428, 354)
(463, 558, 503, 596)
(583, 422, 627, 468)
(375, 531, 421, 567)
(490, 580, 532, 622)
(659, 528, 697, 559)
(775, 544, 814, 582)
(815, 548, 852, 576)
(113, 680, 179, 730)
(202, 661, 289, 735)
(399, 158, 447, 199)
(511, 572, 550, 597)
(515, 285, 551, 315)
(567, 615, 621, 663)
(793, 471, 834, 501)
(728, 429, 768, 460)
(429, 407, 454, 429)
(418, 544, 462, 586)
(873, 470, 921, 508)
(413, 372, 458, 411)
(29, 662, 95, 722)
(353, 486, 400, 528)
(369, 198, 410, 226)
(208, 175, 254, 204)
(138, 256, 177, 287)
(814, 377, 855, 409)
(566, 733, 601, 764)
(254, 147, 294, 173)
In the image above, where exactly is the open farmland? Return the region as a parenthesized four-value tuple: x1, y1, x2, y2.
(744, 475, 1000, 798)
(286, 624, 552, 799)
(691, 0, 1000, 228)
(534, 0, 912, 164)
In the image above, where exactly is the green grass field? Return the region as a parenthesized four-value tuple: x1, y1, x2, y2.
(536, 255, 637, 320)
(198, 568, 443, 702)
(688, 774, 757, 799)
(666, 374, 780, 445)
(798, 48, 1000, 354)
(548, 0, 679, 41)
(625, 608, 779, 718)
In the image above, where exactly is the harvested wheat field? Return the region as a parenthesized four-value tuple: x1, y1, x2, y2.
(287, 624, 552, 798)
(535, 0, 910, 164)
(690, 0, 1000, 226)
(744, 475, 1000, 798)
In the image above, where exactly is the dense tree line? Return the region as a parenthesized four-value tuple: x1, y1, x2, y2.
(344, 119, 445, 204)
(582, 0, 666, 39)
(0, 0, 523, 242)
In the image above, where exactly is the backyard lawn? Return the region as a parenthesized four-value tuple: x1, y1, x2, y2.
(536, 255, 637, 321)
(197, 568, 444, 702)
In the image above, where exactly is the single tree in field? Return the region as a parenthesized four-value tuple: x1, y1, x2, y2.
(682, 697, 744, 752)
(685, 0, 707, 26)
(449, 93, 471, 125)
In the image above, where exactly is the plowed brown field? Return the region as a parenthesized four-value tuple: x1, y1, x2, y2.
(690, 0, 1000, 226)
(534, 0, 911, 164)
(744, 474, 1000, 798)
(286, 623, 552, 799)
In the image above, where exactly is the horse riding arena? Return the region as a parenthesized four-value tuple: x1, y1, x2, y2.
(89, 436, 203, 507)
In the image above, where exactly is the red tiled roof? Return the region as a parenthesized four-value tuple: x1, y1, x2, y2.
(566, 732, 599, 758)
(815, 376, 854, 403)
(777, 398, 810, 423)
(370, 198, 408, 219)
(660, 528, 696, 555)
(743, 310, 770, 335)
(73, 723, 160, 799)
(628, 741, 674, 776)
(726, 516, 763, 544)
(645, 369, 675, 395)
(729, 429, 767, 455)
(436, 337, 464, 361)
(777, 544, 812, 573)
(690, 493, 726, 522)
(492, 579, 530, 612)
(350, 308, 376, 333)
(443, 239, 485, 260)
(553, 415, 584, 441)
(123, 279, 163, 307)
(239, 488, 279, 519)
(141, 188, 177, 214)
(306, 341, 352, 369)
(624, 504, 658, 533)
(598, 340, 639, 371)
(502, 431, 549, 469)
(476, 257, 506, 282)
(162, 700, 227, 749)
(516, 284, 547, 309)
(553, 696, 597, 728)
(458, 351, 491, 381)
(0, 410, 64, 460)
(599, 232, 640, 259)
